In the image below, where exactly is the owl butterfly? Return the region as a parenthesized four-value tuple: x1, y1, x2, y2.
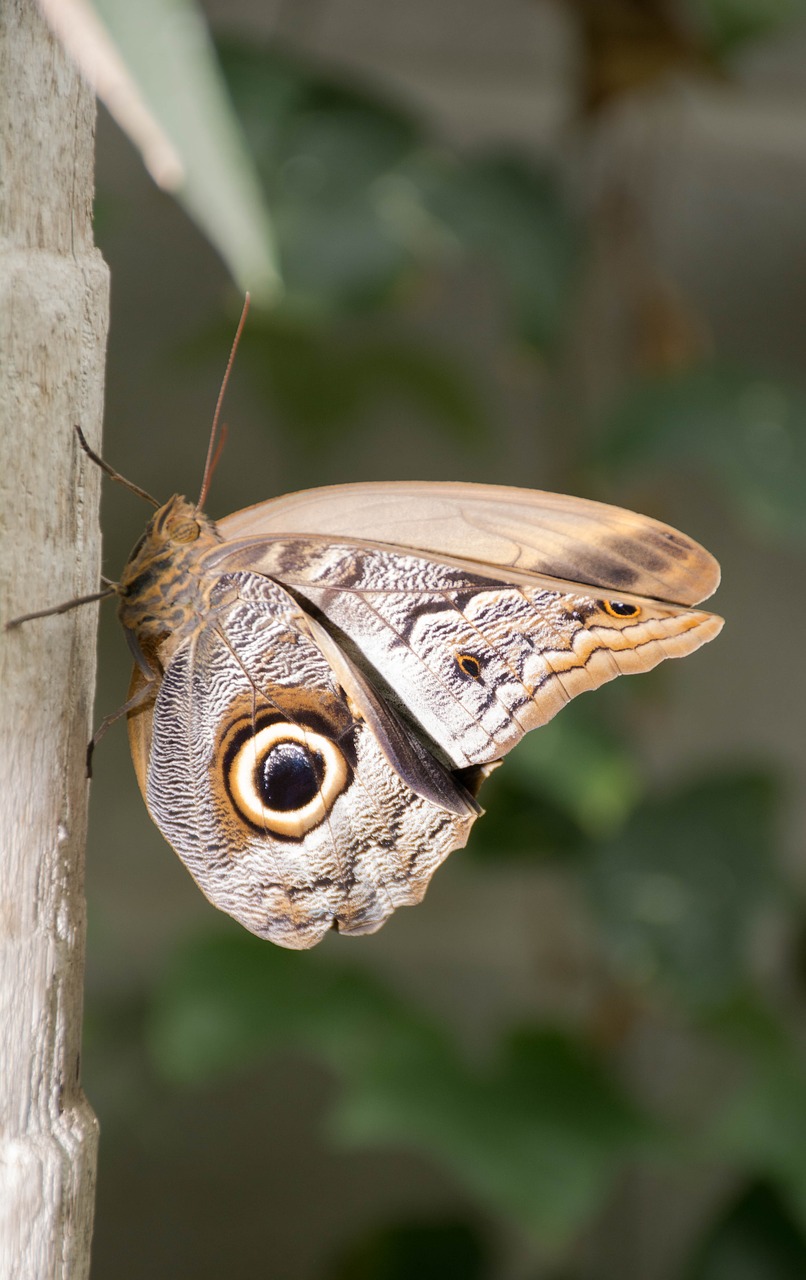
(116, 455, 724, 949)
(20, 313, 723, 951)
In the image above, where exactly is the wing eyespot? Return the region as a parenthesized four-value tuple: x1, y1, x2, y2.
(600, 599, 642, 619)
(455, 653, 483, 681)
(225, 722, 349, 838)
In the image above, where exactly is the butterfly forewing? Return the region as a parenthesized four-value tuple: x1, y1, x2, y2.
(217, 481, 721, 606)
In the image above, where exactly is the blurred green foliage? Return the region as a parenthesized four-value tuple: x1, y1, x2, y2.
(685, 0, 806, 55)
(89, 10, 806, 1279)
(597, 368, 806, 545)
(218, 43, 579, 344)
(585, 771, 780, 1009)
(698, 997, 806, 1229)
(685, 1182, 806, 1279)
(327, 1218, 493, 1280)
(181, 43, 579, 456)
(149, 932, 658, 1246)
(231, 314, 485, 447)
(473, 698, 644, 846)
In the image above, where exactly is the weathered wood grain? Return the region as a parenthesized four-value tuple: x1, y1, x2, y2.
(0, 1, 109, 1276)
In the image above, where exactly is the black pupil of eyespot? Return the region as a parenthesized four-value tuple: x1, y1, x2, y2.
(258, 742, 325, 812)
(608, 601, 637, 616)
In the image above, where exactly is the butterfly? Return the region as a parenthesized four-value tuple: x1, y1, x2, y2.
(107, 463, 721, 950)
(10, 307, 723, 951)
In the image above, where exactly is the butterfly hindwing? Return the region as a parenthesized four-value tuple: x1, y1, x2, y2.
(134, 570, 476, 949)
(220, 537, 723, 771)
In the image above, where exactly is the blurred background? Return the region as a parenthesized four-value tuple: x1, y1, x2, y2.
(83, 1, 806, 1277)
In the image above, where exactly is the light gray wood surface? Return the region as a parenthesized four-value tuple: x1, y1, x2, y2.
(0, 1, 109, 1275)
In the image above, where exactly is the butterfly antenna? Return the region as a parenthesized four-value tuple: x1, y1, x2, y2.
(76, 426, 159, 508)
(197, 292, 250, 512)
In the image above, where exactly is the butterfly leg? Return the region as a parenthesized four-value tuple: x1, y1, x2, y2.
(5, 584, 117, 629)
(74, 425, 158, 508)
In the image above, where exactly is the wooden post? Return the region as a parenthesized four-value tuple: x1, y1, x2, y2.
(0, 0, 109, 1276)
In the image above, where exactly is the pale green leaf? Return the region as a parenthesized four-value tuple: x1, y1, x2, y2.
(92, 0, 281, 300)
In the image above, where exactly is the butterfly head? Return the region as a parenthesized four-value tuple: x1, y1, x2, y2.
(123, 494, 221, 564)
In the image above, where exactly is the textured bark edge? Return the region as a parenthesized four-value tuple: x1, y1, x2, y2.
(0, 1, 109, 1277)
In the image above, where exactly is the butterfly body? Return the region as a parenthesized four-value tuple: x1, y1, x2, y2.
(121, 483, 723, 949)
(117, 495, 224, 664)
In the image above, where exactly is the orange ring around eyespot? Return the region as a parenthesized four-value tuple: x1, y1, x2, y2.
(601, 600, 642, 619)
(456, 652, 482, 680)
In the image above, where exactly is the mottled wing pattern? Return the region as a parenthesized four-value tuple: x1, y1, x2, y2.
(222, 538, 723, 771)
(139, 570, 476, 949)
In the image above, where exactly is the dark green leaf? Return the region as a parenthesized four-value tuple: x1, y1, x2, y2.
(218, 43, 579, 338)
(685, 1181, 806, 1280)
(216, 43, 311, 176)
(327, 1218, 493, 1280)
(332, 1026, 656, 1248)
(466, 765, 587, 863)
